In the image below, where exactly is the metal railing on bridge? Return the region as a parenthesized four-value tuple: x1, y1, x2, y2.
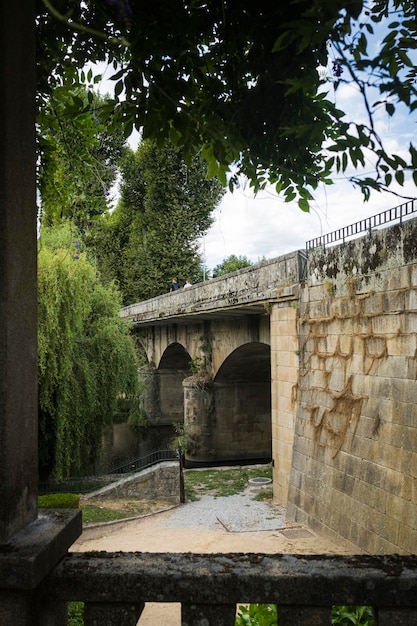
(306, 199, 417, 252)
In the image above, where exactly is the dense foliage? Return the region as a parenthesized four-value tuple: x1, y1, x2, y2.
(36, 1, 417, 209)
(235, 604, 374, 625)
(212, 255, 253, 278)
(38, 79, 127, 230)
(94, 139, 224, 303)
(38, 222, 139, 479)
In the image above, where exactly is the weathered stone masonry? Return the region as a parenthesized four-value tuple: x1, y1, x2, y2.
(286, 220, 417, 554)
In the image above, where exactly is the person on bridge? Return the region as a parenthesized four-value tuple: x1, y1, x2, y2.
(183, 280, 192, 289)
(170, 278, 180, 292)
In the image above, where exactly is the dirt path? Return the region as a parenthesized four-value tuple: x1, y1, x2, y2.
(72, 494, 356, 625)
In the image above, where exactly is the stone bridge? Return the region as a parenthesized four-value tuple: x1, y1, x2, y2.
(122, 217, 417, 554)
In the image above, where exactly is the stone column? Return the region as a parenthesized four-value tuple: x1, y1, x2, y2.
(0, 0, 38, 543)
(0, 5, 82, 624)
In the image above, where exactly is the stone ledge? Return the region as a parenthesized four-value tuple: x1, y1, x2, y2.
(0, 509, 81, 589)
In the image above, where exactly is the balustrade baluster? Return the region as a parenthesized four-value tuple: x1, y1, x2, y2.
(83, 601, 144, 626)
(181, 602, 236, 625)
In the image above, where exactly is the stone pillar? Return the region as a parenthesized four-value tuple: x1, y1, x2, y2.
(0, 5, 82, 625)
(270, 302, 299, 505)
(183, 377, 214, 464)
(0, 0, 38, 543)
(158, 369, 186, 425)
(139, 364, 159, 422)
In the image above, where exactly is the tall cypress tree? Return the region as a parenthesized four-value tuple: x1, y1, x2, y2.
(96, 140, 224, 303)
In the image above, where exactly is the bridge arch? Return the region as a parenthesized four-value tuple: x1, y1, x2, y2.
(184, 341, 271, 465)
(157, 342, 192, 426)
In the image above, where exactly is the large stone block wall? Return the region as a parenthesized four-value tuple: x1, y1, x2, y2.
(286, 220, 417, 553)
(271, 302, 299, 505)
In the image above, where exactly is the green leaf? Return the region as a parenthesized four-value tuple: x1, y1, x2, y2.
(395, 170, 404, 185)
(114, 80, 124, 97)
(298, 197, 310, 212)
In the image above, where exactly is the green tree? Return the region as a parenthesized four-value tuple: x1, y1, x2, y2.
(95, 140, 224, 303)
(37, 77, 127, 230)
(36, 1, 417, 209)
(212, 255, 253, 278)
(38, 222, 139, 479)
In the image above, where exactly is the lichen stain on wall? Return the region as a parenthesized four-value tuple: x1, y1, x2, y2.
(298, 285, 398, 459)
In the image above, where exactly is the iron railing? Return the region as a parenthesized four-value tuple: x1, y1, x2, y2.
(105, 447, 178, 474)
(306, 199, 417, 252)
(38, 448, 178, 494)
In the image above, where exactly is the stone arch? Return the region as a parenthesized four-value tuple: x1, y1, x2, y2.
(184, 341, 271, 465)
(213, 342, 271, 462)
(157, 342, 192, 426)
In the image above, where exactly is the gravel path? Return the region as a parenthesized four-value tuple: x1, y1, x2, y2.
(73, 485, 356, 625)
(162, 491, 287, 532)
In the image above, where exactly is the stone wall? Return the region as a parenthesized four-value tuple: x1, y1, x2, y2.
(84, 462, 180, 504)
(286, 219, 417, 554)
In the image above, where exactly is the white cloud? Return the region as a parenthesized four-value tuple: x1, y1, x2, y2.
(201, 175, 417, 271)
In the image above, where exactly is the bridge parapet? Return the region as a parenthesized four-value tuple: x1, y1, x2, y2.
(121, 251, 303, 326)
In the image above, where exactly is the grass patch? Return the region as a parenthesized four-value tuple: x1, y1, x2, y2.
(80, 499, 165, 524)
(38, 493, 80, 509)
(81, 505, 129, 524)
(42, 465, 274, 524)
(184, 465, 272, 500)
(252, 489, 273, 502)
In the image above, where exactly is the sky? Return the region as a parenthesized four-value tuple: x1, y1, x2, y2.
(92, 22, 417, 273)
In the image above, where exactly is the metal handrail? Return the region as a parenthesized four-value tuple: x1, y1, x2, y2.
(105, 447, 178, 474)
(306, 199, 417, 252)
(38, 448, 178, 494)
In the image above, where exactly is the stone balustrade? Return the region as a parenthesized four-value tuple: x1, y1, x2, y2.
(41, 551, 417, 626)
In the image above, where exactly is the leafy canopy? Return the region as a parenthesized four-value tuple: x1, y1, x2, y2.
(38, 78, 127, 230)
(36, 1, 417, 209)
